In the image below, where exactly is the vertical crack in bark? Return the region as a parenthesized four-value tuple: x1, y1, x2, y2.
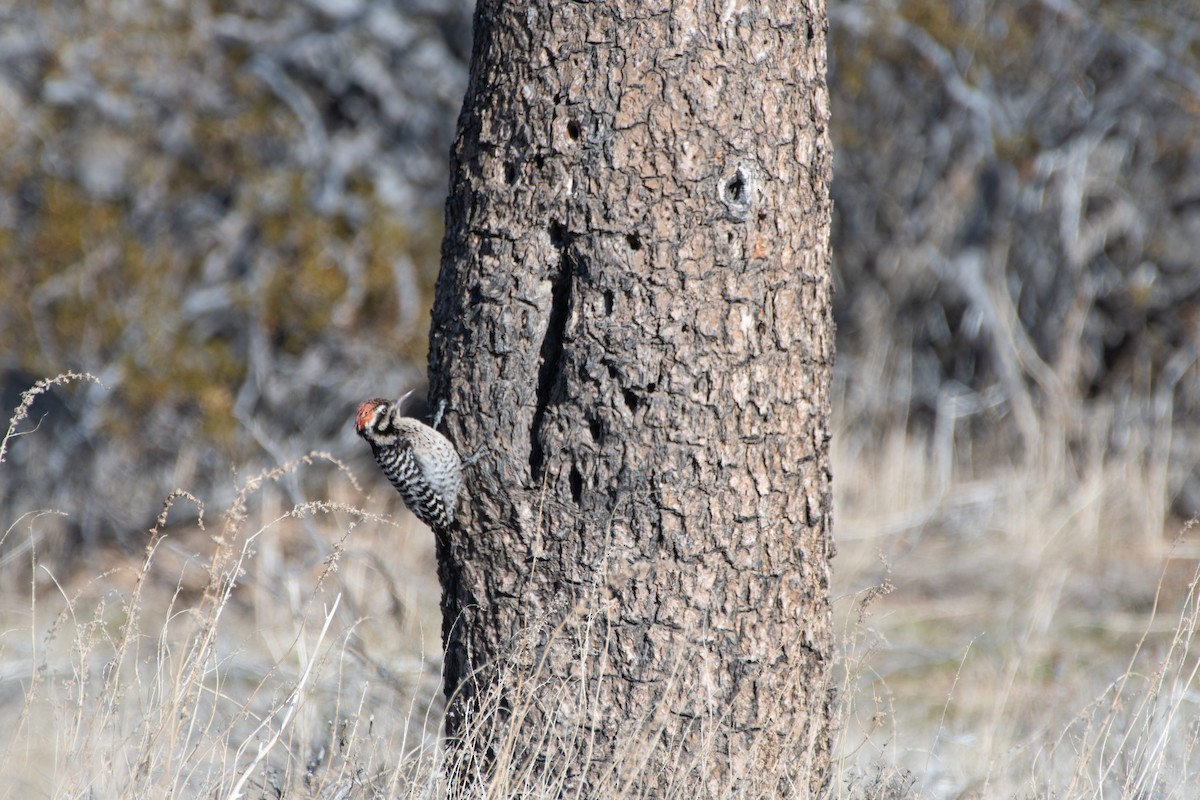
(529, 224, 573, 479)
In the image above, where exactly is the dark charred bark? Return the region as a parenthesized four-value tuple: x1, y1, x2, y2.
(429, 1, 835, 796)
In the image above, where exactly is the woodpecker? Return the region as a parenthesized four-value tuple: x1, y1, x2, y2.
(354, 392, 462, 533)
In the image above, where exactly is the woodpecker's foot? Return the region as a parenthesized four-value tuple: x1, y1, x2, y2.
(462, 447, 487, 469)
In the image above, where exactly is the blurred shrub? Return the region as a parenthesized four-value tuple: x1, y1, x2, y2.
(0, 0, 470, 547)
(830, 0, 1200, 513)
(2, 0, 1199, 552)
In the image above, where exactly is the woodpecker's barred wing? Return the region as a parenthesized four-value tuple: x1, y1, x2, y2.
(411, 438, 462, 511)
(374, 442, 455, 532)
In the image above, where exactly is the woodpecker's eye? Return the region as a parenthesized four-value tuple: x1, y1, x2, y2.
(373, 405, 392, 434)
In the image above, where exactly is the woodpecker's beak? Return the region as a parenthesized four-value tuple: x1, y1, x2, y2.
(396, 389, 416, 413)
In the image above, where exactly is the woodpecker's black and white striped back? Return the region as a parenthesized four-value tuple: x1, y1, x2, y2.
(355, 397, 462, 533)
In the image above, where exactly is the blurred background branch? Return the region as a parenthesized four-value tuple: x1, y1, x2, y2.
(0, 0, 1198, 566)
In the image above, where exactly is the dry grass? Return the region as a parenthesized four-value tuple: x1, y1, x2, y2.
(832, 404, 1200, 798)
(1, 375, 1198, 798)
(1, 387, 447, 797)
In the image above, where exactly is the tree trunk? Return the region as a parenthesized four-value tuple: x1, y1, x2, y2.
(428, 1, 835, 796)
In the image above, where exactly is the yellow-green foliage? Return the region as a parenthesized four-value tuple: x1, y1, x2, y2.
(831, 0, 1041, 134)
(0, 0, 443, 456)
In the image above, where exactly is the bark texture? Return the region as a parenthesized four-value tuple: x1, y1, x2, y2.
(429, 1, 834, 795)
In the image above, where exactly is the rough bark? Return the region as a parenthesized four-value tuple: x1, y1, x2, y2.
(428, 1, 835, 796)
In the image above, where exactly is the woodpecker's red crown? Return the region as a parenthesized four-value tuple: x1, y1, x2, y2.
(355, 398, 388, 434)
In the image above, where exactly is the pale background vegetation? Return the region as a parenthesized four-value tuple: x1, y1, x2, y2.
(1, 0, 1199, 797)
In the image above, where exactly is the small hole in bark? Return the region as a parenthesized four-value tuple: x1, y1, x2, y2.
(726, 173, 745, 202)
(534, 153, 545, 170)
(623, 388, 640, 412)
(603, 289, 615, 314)
(567, 120, 581, 140)
(607, 364, 619, 380)
(646, 382, 656, 393)
(569, 464, 583, 503)
(625, 233, 642, 251)
(718, 163, 757, 220)
(504, 162, 516, 184)
(588, 416, 602, 442)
